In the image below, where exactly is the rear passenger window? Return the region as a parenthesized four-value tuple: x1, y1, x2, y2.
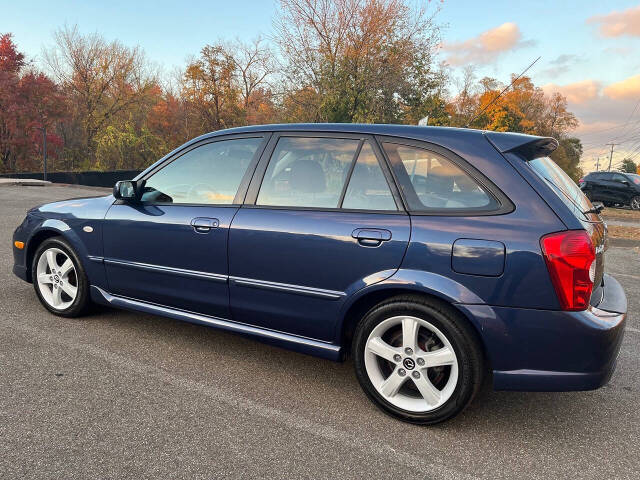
(382, 143, 497, 211)
(342, 142, 397, 211)
(257, 137, 359, 208)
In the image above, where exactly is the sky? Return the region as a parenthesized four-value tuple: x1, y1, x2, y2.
(3, 0, 640, 172)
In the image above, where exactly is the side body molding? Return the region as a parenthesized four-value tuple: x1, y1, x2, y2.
(90, 286, 342, 360)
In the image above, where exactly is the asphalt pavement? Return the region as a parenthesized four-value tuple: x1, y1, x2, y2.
(1, 185, 639, 479)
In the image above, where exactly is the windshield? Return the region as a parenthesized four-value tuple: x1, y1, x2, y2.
(626, 173, 640, 184)
(528, 156, 594, 220)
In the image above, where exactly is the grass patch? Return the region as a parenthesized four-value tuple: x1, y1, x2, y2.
(607, 225, 640, 241)
(601, 208, 640, 222)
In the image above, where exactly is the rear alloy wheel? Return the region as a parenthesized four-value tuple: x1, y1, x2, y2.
(631, 196, 640, 211)
(32, 237, 90, 317)
(353, 296, 483, 424)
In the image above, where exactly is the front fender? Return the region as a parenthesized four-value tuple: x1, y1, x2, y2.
(36, 218, 89, 257)
(22, 218, 107, 289)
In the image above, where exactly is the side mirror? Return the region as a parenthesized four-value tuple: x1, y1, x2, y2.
(113, 180, 140, 201)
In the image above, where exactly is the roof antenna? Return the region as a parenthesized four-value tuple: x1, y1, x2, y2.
(465, 56, 541, 128)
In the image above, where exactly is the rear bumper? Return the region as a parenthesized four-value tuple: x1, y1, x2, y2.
(458, 273, 627, 391)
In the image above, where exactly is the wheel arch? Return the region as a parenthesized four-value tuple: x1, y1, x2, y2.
(337, 278, 489, 368)
(25, 221, 90, 282)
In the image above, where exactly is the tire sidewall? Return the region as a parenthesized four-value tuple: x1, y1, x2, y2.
(353, 299, 482, 425)
(32, 237, 89, 317)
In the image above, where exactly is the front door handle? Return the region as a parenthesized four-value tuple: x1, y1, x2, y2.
(352, 228, 392, 247)
(191, 217, 219, 233)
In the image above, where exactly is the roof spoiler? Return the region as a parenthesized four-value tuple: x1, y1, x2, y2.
(484, 131, 558, 160)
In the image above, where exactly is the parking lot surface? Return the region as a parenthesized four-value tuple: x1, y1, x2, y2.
(1, 185, 639, 479)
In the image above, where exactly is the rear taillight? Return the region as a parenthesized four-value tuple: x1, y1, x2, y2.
(578, 178, 584, 184)
(540, 230, 596, 311)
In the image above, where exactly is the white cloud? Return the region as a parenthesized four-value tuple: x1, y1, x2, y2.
(443, 23, 533, 66)
(587, 5, 640, 37)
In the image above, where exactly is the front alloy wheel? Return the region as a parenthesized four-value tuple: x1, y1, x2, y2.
(36, 247, 78, 309)
(32, 237, 90, 317)
(353, 296, 483, 424)
(631, 196, 640, 211)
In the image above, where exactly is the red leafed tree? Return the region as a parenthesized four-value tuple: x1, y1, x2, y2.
(0, 33, 67, 173)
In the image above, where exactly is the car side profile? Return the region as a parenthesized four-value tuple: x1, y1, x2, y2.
(12, 124, 627, 424)
(579, 171, 640, 210)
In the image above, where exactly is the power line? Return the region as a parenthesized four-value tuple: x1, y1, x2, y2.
(465, 56, 541, 128)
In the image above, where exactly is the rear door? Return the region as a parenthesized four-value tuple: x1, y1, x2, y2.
(228, 133, 410, 341)
(611, 173, 632, 203)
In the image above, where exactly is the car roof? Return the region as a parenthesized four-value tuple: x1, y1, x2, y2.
(201, 123, 483, 142)
(201, 123, 556, 156)
(135, 123, 557, 180)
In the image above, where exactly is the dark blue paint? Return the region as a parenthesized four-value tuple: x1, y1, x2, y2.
(452, 239, 505, 277)
(457, 274, 625, 391)
(228, 208, 410, 341)
(102, 203, 236, 318)
(12, 123, 627, 392)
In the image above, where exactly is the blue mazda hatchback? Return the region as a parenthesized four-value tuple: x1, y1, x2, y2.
(12, 124, 627, 424)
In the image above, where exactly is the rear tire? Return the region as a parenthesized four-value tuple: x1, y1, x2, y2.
(352, 295, 483, 425)
(631, 196, 640, 211)
(32, 237, 91, 317)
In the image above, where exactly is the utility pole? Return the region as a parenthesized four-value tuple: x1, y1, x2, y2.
(606, 143, 618, 172)
(595, 157, 600, 171)
(36, 126, 47, 181)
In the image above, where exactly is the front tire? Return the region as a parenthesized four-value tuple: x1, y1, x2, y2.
(32, 237, 90, 317)
(631, 196, 640, 211)
(352, 296, 483, 424)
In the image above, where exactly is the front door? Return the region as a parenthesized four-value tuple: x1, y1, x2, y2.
(103, 135, 268, 318)
(228, 133, 411, 342)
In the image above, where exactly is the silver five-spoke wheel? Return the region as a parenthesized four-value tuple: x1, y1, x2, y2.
(364, 315, 458, 412)
(36, 247, 78, 310)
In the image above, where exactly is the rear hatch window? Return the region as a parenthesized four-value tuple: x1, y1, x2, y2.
(528, 157, 596, 222)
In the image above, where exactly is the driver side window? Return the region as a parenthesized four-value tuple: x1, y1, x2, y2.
(140, 137, 263, 204)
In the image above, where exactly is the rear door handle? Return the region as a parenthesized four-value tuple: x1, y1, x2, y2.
(352, 228, 392, 246)
(191, 217, 219, 233)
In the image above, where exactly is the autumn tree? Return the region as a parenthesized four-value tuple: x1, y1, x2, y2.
(0, 33, 66, 173)
(44, 25, 157, 167)
(446, 73, 583, 180)
(181, 39, 274, 133)
(274, 0, 445, 123)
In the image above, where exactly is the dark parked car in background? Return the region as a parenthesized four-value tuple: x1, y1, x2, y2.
(12, 124, 627, 424)
(579, 171, 640, 210)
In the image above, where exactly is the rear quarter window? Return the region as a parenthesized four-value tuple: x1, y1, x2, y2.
(381, 142, 504, 213)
